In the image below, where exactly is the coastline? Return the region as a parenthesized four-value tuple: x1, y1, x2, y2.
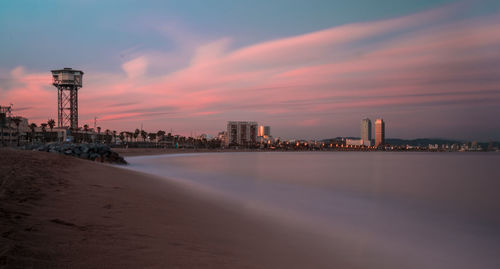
(113, 147, 268, 157)
(0, 148, 336, 268)
(114, 147, 499, 158)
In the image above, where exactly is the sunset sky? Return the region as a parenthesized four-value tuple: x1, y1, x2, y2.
(1, 0, 499, 140)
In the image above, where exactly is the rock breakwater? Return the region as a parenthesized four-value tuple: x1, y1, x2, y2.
(25, 143, 127, 164)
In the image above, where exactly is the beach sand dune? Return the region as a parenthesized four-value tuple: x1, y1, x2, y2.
(0, 149, 337, 268)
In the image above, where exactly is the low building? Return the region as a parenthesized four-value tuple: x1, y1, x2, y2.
(1, 116, 29, 145)
(346, 139, 371, 147)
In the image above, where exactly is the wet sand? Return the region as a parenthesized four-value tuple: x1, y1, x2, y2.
(0, 148, 336, 268)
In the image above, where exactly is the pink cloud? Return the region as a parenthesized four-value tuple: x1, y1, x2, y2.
(298, 119, 321, 127)
(122, 56, 148, 78)
(3, 2, 500, 139)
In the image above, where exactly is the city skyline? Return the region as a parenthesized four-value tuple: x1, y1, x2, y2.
(1, 1, 500, 140)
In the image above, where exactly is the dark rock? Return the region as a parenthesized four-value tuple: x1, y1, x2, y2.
(25, 142, 127, 164)
(81, 145, 89, 153)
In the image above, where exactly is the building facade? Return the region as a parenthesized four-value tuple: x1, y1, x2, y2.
(263, 126, 271, 137)
(361, 118, 372, 146)
(0, 116, 29, 146)
(346, 139, 364, 146)
(375, 118, 385, 147)
(346, 138, 371, 147)
(258, 125, 271, 137)
(227, 121, 258, 147)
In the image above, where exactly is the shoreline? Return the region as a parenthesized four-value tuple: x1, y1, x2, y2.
(0, 148, 337, 268)
(114, 147, 498, 157)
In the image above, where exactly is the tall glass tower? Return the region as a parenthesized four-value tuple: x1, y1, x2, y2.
(361, 118, 372, 145)
(375, 118, 385, 147)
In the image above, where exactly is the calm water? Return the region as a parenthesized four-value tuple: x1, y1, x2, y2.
(125, 152, 500, 269)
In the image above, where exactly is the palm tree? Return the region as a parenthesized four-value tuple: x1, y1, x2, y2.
(83, 124, 89, 142)
(119, 132, 125, 144)
(40, 123, 48, 143)
(134, 129, 140, 142)
(47, 118, 56, 142)
(105, 129, 110, 144)
(149, 133, 157, 143)
(29, 123, 37, 144)
(140, 130, 147, 142)
(11, 117, 22, 146)
(97, 126, 101, 143)
(157, 130, 166, 141)
(47, 119, 55, 131)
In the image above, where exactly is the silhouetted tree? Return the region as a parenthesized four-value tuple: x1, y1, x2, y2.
(40, 123, 48, 143)
(97, 126, 101, 143)
(140, 130, 147, 142)
(11, 117, 22, 146)
(29, 123, 37, 143)
(83, 124, 89, 142)
(157, 130, 166, 141)
(149, 133, 157, 143)
(46, 119, 56, 142)
(134, 129, 140, 142)
(119, 132, 125, 143)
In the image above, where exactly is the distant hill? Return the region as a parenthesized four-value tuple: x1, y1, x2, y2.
(385, 138, 462, 147)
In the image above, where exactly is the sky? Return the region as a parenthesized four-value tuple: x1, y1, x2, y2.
(1, 0, 500, 140)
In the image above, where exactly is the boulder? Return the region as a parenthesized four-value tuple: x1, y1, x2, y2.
(26, 142, 127, 164)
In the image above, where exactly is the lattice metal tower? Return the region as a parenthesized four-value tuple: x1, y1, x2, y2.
(51, 68, 84, 130)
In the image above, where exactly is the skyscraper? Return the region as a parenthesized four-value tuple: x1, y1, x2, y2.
(258, 125, 271, 137)
(258, 125, 264, 137)
(375, 118, 385, 147)
(361, 118, 371, 146)
(264, 126, 271, 136)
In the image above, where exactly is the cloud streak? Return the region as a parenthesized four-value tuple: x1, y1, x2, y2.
(1, 1, 499, 140)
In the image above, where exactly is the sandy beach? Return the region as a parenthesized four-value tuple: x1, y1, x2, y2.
(0, 149, 335, 268)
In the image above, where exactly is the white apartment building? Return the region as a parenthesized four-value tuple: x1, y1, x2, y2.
(227, 121, 258, 146)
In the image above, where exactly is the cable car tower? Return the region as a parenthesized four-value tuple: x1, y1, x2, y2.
(51, 68, 84, 130)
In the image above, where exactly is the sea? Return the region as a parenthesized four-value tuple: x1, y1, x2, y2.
(124, 151, 500, 269)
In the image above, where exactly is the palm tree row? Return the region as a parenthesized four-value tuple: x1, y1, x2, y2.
(4, 116, 219, 148)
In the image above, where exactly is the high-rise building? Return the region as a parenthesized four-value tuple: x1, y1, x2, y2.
(361, 118, 371, 146)
(258, 125, 264, 137)
(258, 125, 271, 137)
(263, 126, 271, 137)
(227, 121, 258, 146)
(375, 118, 385, 147)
